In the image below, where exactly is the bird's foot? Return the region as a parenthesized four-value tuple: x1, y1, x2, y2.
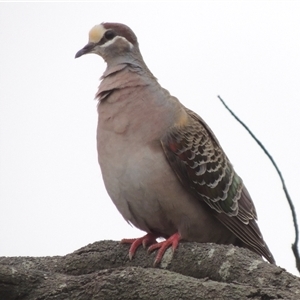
(148, 232, 181, 266)
(121, 233, 158, 260)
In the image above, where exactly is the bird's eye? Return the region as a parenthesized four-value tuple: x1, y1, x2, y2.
(104, 30, 116, 40)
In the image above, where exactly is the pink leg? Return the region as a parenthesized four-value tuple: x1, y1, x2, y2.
(148, 232, 181, 266)
(121, 233, 158, 260)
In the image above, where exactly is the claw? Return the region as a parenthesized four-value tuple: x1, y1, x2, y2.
(121, 233, 158, 260)
(148, 232, 181, 266)
(121, 232, 181, 266)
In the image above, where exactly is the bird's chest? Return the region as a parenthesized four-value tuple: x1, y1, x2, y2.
(98, 126, 172, 232)
(96, 101, 164, 200)
(97, 95, 152, 180)
(95, 96, 179, 232)
(96, 89, 171, 160)
(97, 90, 133, 135)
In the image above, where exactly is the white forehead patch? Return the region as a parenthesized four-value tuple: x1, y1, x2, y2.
(88, 24, 106, 43)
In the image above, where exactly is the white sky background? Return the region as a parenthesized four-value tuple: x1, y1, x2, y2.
(0, 2, 299, 275)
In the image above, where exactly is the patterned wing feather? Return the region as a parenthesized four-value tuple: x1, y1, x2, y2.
(161, 107, 275, 264)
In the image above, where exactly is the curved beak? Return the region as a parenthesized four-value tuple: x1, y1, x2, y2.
(75, 43, 95, 58)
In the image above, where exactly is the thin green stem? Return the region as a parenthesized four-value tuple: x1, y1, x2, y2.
(218, 95, 300, 272)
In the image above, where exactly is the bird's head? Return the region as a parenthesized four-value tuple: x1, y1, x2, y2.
(75, 22, 141, 65)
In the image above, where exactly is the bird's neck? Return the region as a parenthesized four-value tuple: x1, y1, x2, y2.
(96, 62, 157, 103)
